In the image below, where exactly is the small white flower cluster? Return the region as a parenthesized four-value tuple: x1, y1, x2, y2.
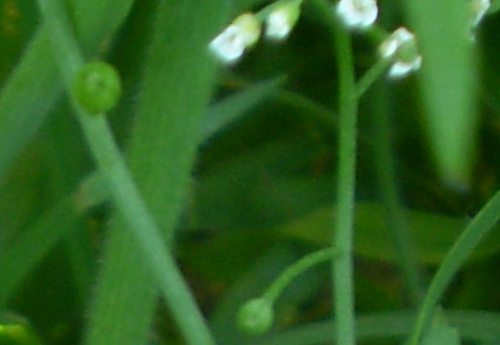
(209, 1, 302, 64)
(335, 0, 421, 79)
(379, 27, 422, 79)
(210, 0, 433, 80)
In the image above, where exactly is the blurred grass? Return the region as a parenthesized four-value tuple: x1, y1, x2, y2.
(404, 0, 478, 188)
(84, 1, 230, 345)
(0, 0, 134, 184)
(0, 0, 499, 344)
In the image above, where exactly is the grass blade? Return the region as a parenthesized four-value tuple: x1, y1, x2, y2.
(406, 189, 500, 345)
(0, 197, 79, 307)
(404, 0, 478, 187)
(84, 1, 231, 344)
(0, 0, 134, 184)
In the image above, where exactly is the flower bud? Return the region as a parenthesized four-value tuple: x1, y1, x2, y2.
(379, 27, 422, 79)
(209, 13, 261, 64)
(237, 297, 274, 335)
(336, 0, 378, 29)
(72, 61, 122, 115)
(265, 1, 301, 41)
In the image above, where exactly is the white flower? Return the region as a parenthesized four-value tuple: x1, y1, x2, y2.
(379, 27, 414, 59)
(265, 1, 301, 41)
(336, 0, 378, 29)
(209, 26, 246, 64)
(379, 27, 422, 79)
(389, 56, 422, 79)
(209, 13, 261, 64)
(470, 0, 490, 27)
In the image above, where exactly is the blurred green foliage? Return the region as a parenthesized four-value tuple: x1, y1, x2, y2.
(0, 0, 499, 344)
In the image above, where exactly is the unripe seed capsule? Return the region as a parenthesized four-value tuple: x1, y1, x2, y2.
(72, 61, 122, 115)
(237, 297, 274, 335)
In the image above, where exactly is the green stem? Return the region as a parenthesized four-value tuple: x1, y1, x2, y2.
(332, 15, 358, 345)
(35, 1, 215, 344)
(406, 189, 500, 345)
(356, 58, 391, 99)
(263, 248, 337, 302)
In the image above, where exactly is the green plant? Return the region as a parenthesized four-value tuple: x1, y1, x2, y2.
(0, 0, 499, 345)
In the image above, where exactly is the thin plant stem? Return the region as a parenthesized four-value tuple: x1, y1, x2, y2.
(35, 0, 216, 344)
(406, 189, 500, 345)
(332, 16, 358, 345)
(263, 247, 337, 302)
(356, 58, 391, 99)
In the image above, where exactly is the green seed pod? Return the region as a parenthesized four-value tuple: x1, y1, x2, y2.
(72, 61, 122, 115)
(237, 297, 274, 335)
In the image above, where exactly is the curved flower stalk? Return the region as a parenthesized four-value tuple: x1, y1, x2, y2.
(336, 0, 378, 29)
(379, 27, 422, 79)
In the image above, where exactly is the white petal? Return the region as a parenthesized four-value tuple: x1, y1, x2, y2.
(388, 56, 422, 79)
(379, 27, 415, 59)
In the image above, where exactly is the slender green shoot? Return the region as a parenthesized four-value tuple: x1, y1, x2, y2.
(331, 15, 358, 345)
(35, 0, 215, 344)
(264, 247, 337, 302)
(238, 247, 337, 336)
(356, 58, 391, 99)
(406, 189, 500, 345)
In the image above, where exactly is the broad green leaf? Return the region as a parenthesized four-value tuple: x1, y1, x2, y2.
(404, 0, 478, 187)
(84, 2, 231, 345)
(250, 310, 500, 345)
(280, 202, 500, 265)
